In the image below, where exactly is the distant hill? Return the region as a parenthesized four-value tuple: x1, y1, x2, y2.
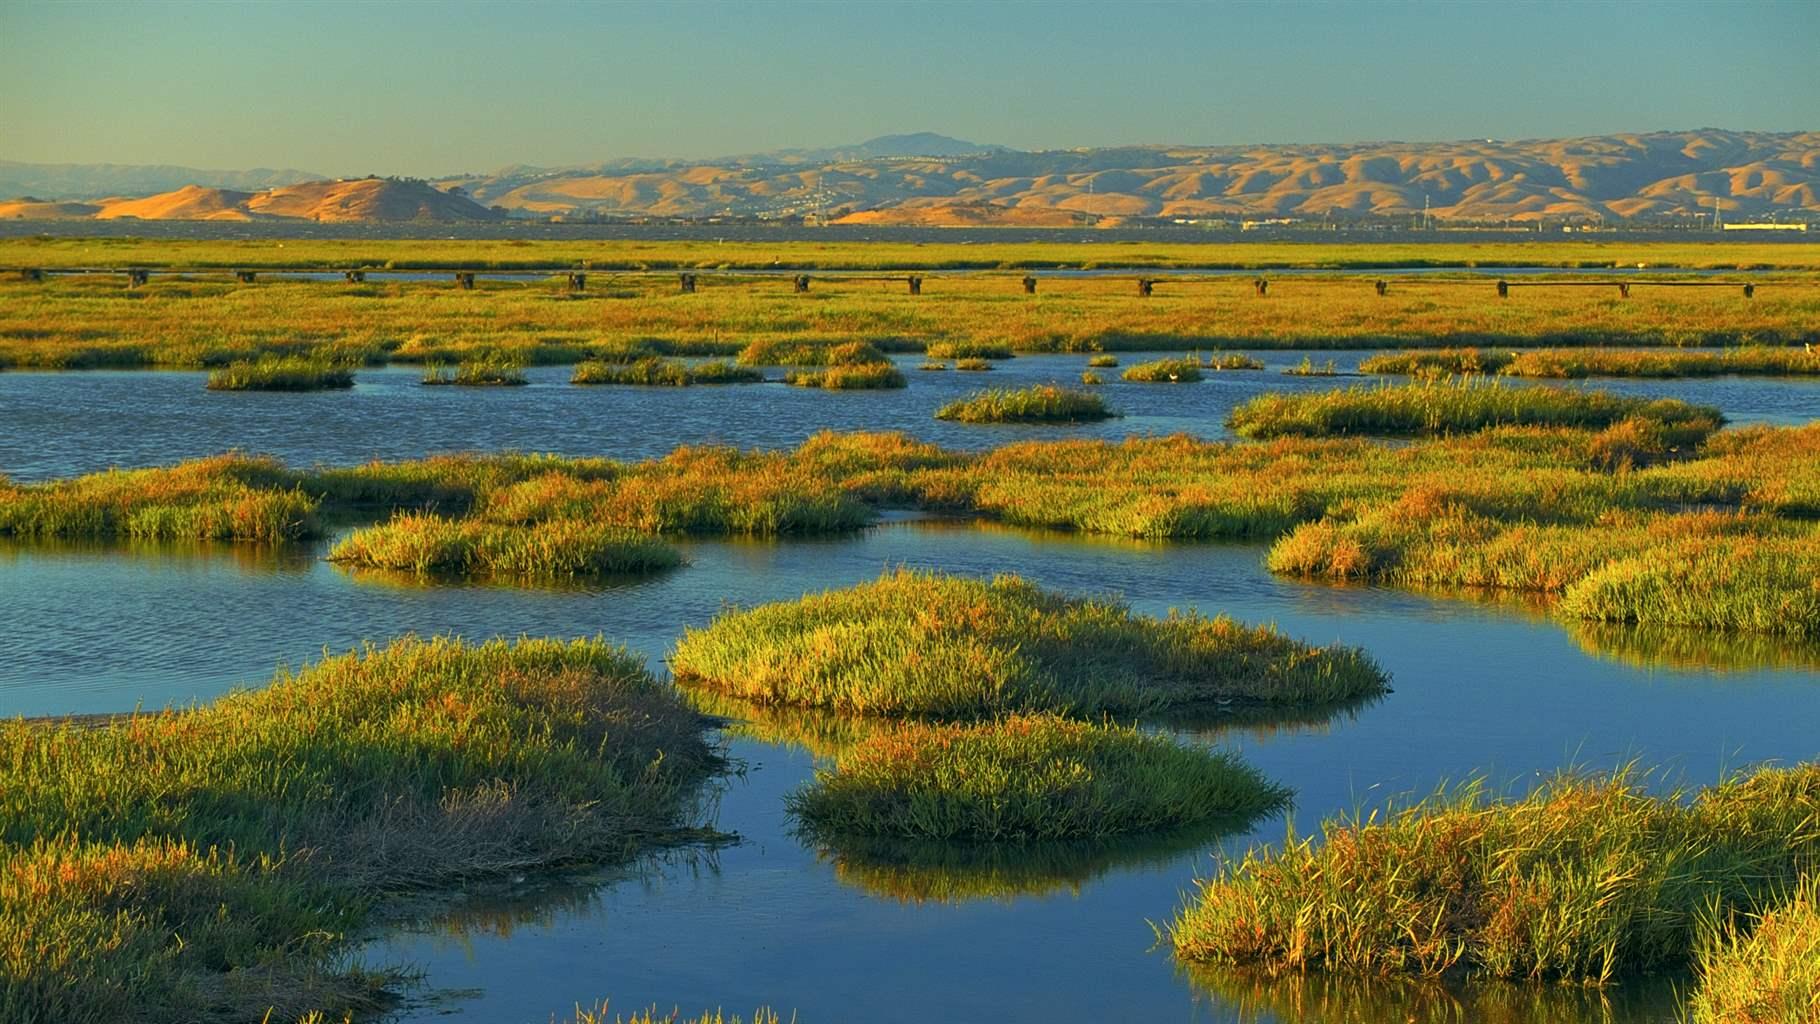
(3, 178, 500, 223)
(436, 130, 1820, 223)
(6, 131, 1817, 224)
(0, 161, 323, 200)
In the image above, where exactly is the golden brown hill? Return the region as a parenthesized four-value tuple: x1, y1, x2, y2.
(440, 130, 1820, 223)
(13, 178, 499, 223)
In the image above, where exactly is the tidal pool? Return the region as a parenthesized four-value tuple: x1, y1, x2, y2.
(2, 517, 1813, 1022)
(2, 352, 1815, 480)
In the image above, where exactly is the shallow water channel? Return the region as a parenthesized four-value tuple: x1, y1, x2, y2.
(3, 511, 1817, 1021)
(3, 360, 1818, 1021)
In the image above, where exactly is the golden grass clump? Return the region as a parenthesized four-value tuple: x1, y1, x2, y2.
(328, 511, 681, 578)
(670, 569, 1389, 717)
(205, 356, 354, 391)
(786, 714, 1289, 842)
(0, 454, 317, 541)
(1227, 379, 1723, 439)
(934, 385, 1116, 424)
(784, 362, 908, 389)
(1690, 873, 1820, 1024)
(422, 355, 528, 386)
(1170, 763, 1820, 983)
(571, 357, 762, 386)
(1122, 357, 1204, 382)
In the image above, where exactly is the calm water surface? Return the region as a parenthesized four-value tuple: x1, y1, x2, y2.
(3, 518, 1815, 1023)
(3, 353, 1817, 481)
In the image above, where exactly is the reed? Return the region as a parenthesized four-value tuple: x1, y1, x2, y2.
(934, 385, 1116, 423)
(1170, 763, 1820, 983)
(329, 511, 682, 578)
(787, 714, 1289, 842)
(1228, 380, 1724, 438)
(205, 356, 354, 391)
(0, 636, 719, 1024)
(669, 569, 1388, 717)
(1122, 357, 1204, 382)
(1690, 874, 1820, 1024)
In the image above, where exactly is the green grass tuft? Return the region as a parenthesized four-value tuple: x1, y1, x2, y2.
(1691, 873, 1820, 1024)
(1122, 357, 1204, 382)
(329, 512, 682, 578)
(785, 362, 908, 389)
(1228, 379, 1724, 439)
(935, 385, 1116, 424)
(572, 357, 762, 386)
(205, 356, 354, 392)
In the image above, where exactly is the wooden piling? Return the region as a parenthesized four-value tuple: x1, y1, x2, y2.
(679, 272, 697, 293)
(794, 274, 810, 293)
(1374, 279, 1388, 296)
(344, 270, 366, 283)
(1617, 282, 1630, 298)
(18, 268, 43, 282)
(127, 269, 149, 288)
(235, 270, 257, 284)
(1253, 277, 1269, 296)
(1743, 283, 1755, 299)
(1136, 278, 1154, 297)
(908, 275, 922, 295)
(1496, 280, 1509, 298)
(567, 272, 587, 292)
(1022, 276, 1037, 294)
(454, 272, 475, 290)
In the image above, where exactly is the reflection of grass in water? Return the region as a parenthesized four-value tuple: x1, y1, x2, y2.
(1154, 691, 1385, 744)
(1569, 619, 1820, 674)
(330, 557, 671, 595)
(680, 686, 882, 760)
(1184, 964, 1684, 1024)
(0, 533, 323, 575)
(818, 823, 1253, 906)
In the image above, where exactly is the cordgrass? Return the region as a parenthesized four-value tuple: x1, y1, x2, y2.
(669, 569, 1389, 717)
(422, 356, 528, 386)
(917, 360, 948, 371)
(1170, 762, 1820, 983)
(926, 341, 1013, 360)
(1362, 346, 1820, 379)
(328, 512, 682, 578)
(571, 357, 762, 386)
(0, 454, 318, 541)
(205, 356, 354, 392)
(0, 635, 719, 1023)
(1087, 354, 1120, 367)
(784, 362, 908, 389)
(737, 339, 892, 366)
(1690, 873, 1820, 1024)
(1080, 370, 1104, 385)
(1122, 357, 1204, 382)
(1206, 353, 1266, 371)
(1227, 379, 1723, 439)
(955, 357, 993, 371)
(1283, 356, 1340, 376)
(934, 385, 1116, 423)
(786, 714, 1289, 842)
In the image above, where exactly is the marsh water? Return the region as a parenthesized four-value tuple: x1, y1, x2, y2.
(2, 350, 1817, 481)
(2, 361, 1817, 1022)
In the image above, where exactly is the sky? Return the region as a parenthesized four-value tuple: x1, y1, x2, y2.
(2, 0, 1816, 176)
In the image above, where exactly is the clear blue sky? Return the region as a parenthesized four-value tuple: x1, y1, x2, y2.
(2, 0, 1815, 175)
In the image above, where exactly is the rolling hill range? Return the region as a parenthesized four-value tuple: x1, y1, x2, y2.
(4, 131, 1815, 224)
(0, 178, 500, 223)
(433, 130, 1820, 224)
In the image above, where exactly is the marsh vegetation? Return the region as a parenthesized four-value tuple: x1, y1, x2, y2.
(934, 385, 1115, 423)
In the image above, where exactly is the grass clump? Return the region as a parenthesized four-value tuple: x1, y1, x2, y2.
(670, 569, 1388, 717)
(422, 355, 528, 386)
(1087, 354, 1120, 367)
(917, 360, 948, 371)
(0, 636, 719, 1023)
(0, 454, 317, 541)
(329, 511, 681, 578)
(1359, 347, 1514, 376)
(1081, 370, 1104, 385)
(787, 714, 1287, 843)
(1123, 357, 1204, 383)
(1228, 379, 1723, 439)
(1170, 763, 1820, 983)
(954, 357, 992, 371)
(784, 362, 907, 389)
(1206, 353, 1266, 371)
(935, 385, 1116, 424)
(1691, 874, 1820, 1024)
(926, 340, 1012, 360)
(1283, 356, 1340, 376)
(572, 357, 761, 386)
(1506, 346, 1820, 379)
(737, 339, 890, 366)
(205, 356, 354, 392)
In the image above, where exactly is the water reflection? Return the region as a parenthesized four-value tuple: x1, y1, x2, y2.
(1184, 965, 1684, 1024)
(1570, 620, 1820, 674)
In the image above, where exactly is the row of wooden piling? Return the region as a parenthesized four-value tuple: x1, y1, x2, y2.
(8, 266, 1764, 298)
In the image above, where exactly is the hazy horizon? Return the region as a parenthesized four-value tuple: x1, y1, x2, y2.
(3, 0, 1816, 179)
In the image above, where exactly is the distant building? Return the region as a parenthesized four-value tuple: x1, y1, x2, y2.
(1722, 222, 1808, 231)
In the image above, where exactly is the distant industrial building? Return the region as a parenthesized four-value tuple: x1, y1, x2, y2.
(1721, 222, 1808, 231)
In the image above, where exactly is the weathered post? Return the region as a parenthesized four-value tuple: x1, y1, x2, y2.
(1617, 282, 1630, 298)
(1136, 278, 1154, 297)
(18, 268, 43, 282)
(1743, 283, 1755, 299)
(127, 269, 149, 288)
(679, 272, 697, 293)
(1253, 277, 1269, 296)
(1496, 280, 1509, 299)
(794, 274, 810, 293)
(235, 270, 257, 284)
(344, 270, 366, 284)
(1374, 279, 1388, 296)
(567, 272, 587, 293)
(1022, 275, 1037, 294)
(907, 275, 922, 295)
(454, 272, 476, 290)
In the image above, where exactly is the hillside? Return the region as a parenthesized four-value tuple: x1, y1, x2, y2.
(12, 179, 501, 223)
(438, 130, 1820, 223)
